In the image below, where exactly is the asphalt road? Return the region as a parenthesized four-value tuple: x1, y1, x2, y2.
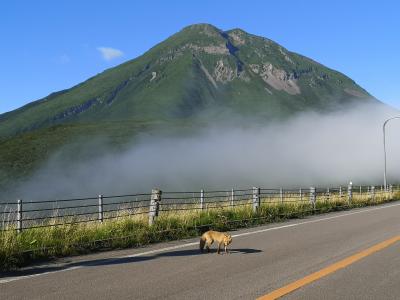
(2, 202, 400, 299)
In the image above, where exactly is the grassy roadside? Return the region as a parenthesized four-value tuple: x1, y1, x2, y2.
(1, 192, 399, 271)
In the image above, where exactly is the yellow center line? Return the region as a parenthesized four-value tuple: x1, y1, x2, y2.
(257, 235, 400, 300)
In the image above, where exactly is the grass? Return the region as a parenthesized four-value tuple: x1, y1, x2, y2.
(1, 188, 398, 271)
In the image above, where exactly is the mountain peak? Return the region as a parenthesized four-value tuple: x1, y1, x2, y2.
(0, 24, 375, 139)
(0, 24, 380, 192)
(226, 27, 247, 34)
(183, 23, 219, 30)
(180, 23, 222, 36)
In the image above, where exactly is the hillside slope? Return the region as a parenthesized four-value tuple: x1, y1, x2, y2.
(0, 24, 374, 138)
(0, 24, 379, 193)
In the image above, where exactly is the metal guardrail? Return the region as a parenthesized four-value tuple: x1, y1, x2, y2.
(0, 184, 398, 232)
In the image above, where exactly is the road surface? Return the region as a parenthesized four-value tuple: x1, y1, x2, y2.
(2, 202, 400, 299)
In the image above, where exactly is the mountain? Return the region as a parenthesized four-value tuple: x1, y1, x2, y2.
(0, 23, 379, 193)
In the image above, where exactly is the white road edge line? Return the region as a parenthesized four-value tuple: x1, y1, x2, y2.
(0, 266, 82, 284)
(2, 201, 400, 284)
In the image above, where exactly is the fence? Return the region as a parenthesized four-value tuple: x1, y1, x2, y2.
(1, 184, 398, 232)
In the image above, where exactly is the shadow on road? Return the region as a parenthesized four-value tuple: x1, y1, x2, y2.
(2, 248, 262, 279)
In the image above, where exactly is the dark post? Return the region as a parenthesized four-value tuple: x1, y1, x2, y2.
(200, 189, 204, 210)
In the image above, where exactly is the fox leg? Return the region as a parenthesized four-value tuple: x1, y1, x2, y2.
(217, 242, 222, 254)
(200, 238, 205, 252)
(224, 244, 228, 254)
(206, 238, 213, 253)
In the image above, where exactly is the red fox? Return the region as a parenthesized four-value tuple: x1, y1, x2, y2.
(199, 230, 232, 254)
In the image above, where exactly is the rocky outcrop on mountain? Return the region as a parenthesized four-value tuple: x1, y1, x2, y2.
(0, 23, 374, 138)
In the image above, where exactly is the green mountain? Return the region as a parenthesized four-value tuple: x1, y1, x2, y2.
(0, 24, 378, 192)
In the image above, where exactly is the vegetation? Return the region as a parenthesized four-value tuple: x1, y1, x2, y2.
(0, 24, 372, 138)
(1, 190, 398, 271)
(0, 24, 389, 271)
(0, 23, 378, 192)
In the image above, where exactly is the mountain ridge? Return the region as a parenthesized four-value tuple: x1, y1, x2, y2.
(0, 23, 375, 138)
(0, 23, 382, 193)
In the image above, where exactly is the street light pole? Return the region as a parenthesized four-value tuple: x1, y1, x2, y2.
(383, 116, 400, 190)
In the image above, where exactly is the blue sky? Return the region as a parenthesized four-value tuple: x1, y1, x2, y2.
(1, 0, 399, 114)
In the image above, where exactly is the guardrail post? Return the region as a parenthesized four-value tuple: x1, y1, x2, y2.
(309, 187, 316, 210)
(230, 189, 234, 207)
(326, 188, 330, 203)
(149, 189, 162, 226)
(280, 188, 283, 204)
(17, 199, 22, 233)
(348, 182, 353, 205)
(200, 189, 204, 210)
(371, 186, 375, 202)
(252, 187, 260, 213)
(98, 194, 104, 223)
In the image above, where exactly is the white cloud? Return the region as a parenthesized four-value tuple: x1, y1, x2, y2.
(97, 47, 124, 61)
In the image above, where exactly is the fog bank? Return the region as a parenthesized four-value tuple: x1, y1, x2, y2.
(6, 102, 400, 201)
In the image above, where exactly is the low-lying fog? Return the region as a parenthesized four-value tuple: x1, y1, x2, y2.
(5, 102, 400, 201)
